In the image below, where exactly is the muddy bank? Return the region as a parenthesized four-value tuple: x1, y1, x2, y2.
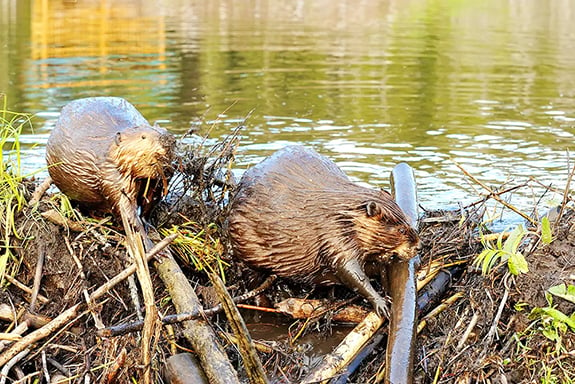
(1, 137, 574, 383)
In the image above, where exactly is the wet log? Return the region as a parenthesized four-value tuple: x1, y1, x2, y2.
(385, 162, 419, 384)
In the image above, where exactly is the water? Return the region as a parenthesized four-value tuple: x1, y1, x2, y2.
(2, 0, 575, 222)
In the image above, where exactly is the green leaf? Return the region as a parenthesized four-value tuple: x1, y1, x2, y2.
(503, 224, 525, 254)
(475, 248, 500, 275)
(542, 327, 559, 341)
(508, 251, 529, 276)
(548, 283, 575, 304)
(534, 307, 575, 330)
(540, 216, 553, 244)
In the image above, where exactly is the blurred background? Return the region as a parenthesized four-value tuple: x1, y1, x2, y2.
(2, 0, 575, 222)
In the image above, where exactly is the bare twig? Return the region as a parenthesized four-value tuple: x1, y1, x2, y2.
(29, 176, 52, 205)
(0, 348, 30, 384)
(29, 246, 45, 313)
(554, 153, 575, 227)
(4, 275, 49, 305)
(456, 312, 479, 351)
(485, 276, 510, 345)
(463, 184, 527, 209)
(454, 161, 536, 225)
(99, 275, 277, 337)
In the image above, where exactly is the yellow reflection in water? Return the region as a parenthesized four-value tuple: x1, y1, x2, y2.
(30, 0, 166, 89)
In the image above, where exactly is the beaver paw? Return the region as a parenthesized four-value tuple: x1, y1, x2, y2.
(373, 297, 391, 319)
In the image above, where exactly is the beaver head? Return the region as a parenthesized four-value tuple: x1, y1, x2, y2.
(110, 124, 175, 180)
(108, 124, 175, 215)
(350, 195, 420, 263)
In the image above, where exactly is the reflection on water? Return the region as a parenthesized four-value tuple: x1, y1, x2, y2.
(2, 0, 575, 220)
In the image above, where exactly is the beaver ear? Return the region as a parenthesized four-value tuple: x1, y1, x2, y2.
(114, 132, 122, 145)
(365, 201, 382, 217)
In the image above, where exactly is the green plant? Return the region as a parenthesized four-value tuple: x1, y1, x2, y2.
(160, 221, 229, 282)
(529, 291, 575, 357)
(475, 218, 553, 276)
(0, 97, 33, 282)
(475, 224, 529, 275)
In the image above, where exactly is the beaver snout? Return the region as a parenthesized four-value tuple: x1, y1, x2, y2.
(390, 240, 420, 261)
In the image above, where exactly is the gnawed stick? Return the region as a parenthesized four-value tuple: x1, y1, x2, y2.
(120, 209, 157, 384)
(274, 298, 368, 323)
(209, 271, 268, 384)
(153, 248, 240, 384)
(301, 312, 384, 383)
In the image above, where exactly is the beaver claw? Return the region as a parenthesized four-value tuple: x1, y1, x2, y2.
(373, 297, 391, 319)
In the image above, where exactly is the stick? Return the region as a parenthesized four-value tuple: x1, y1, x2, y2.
(4, 276, 49, 305)
(301, 312, 384, 383)
(28, 176, 52, 205)
(456, 312, 479, 350)
(209, 272, 268, 384)
(485, 277, 510, 345)
(29, 246, 45, 314)
(0, 348, 30, 384)
(0, 234, 177, 367)
(99, 275, 277, 337)
(554, 153, 575, 227)
(119, 211, 157, 384)
(453, 161, 536, 225)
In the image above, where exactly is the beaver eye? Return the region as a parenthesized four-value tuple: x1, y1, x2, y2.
(398, 227, 406, 234)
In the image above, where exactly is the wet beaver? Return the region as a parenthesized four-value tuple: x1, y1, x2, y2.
(228, 146, 420, 317)
(46, 97, 175, 225)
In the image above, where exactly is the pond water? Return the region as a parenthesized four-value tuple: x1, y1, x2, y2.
(2, 0, 575, 223)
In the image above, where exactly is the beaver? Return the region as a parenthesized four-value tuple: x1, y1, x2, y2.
(228, 145, 420, 317)
(46, 97, 175, 226)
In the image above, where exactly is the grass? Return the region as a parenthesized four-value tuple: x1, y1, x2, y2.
(160, 221, 229, 282)
(0, 96, 34, 282)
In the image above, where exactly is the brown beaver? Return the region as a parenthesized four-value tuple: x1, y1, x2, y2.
(228, 145, 420, 317)
(46, 97, 175, 227)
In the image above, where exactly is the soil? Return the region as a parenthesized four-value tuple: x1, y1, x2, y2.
(1, 150, 574, 383)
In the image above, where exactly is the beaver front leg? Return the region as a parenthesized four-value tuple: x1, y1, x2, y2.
(336, 258, 390, 318)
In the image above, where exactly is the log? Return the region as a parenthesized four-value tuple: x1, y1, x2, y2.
(385, 162, 419, 384)
(154, 251, 240, 384)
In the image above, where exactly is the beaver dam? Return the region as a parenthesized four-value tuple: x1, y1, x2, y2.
(1, 114, 574, 383)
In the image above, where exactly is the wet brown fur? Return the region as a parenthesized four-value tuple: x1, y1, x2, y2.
(46, 97, 175, 221)
(228, 146, 419, 290)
